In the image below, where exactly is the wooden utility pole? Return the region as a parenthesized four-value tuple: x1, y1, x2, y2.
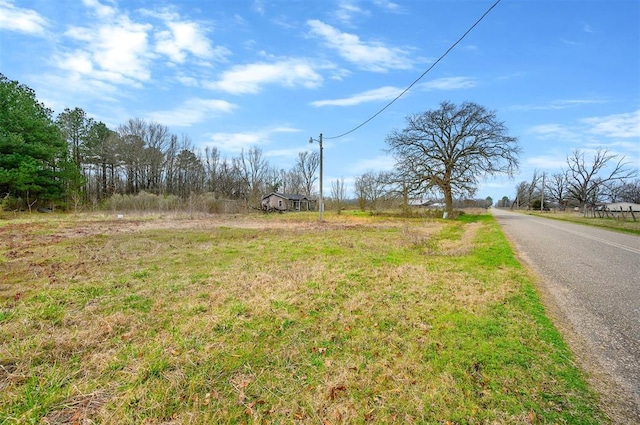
(309, 133, 323, 221)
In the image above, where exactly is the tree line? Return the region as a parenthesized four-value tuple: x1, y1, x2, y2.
(8, 69, 635, 218)
(507, 149, 638, 211)
(3, 74, 528, 216)
(1, 74, 324, 212)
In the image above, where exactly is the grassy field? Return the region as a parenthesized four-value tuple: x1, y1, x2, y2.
(0, 211, 606, 424)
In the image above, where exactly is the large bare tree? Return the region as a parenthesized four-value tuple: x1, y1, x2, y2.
(565, 148, 638, 210)
(386, 101, 520, 217)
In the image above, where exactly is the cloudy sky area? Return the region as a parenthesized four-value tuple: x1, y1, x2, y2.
(1, 0, 638, 201)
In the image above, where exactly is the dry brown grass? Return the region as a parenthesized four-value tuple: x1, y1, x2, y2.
(0, 211, 606, 424)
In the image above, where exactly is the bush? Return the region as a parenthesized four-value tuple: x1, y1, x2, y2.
(102, 192, 249, 214)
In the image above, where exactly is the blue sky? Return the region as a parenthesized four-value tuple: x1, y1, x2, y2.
(1, 0, 639, 202)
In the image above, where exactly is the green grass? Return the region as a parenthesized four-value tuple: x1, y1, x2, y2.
(0, 212, 606, 424)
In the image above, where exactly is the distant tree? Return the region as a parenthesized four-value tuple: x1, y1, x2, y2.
(236, 147, 268, 206)
(521, 169, 542, 209)
(263, 166, 282, 194)
(296, 151, 319, 197)
(175, 149, 204, 198)
(354, 170, 389, 212)
(56, 107, 94, 169)
(279, 169, 303, 195)
(331, 177, 346, 214)
(203, 145, 221, 195)
(144, 122, 170, 193)
(217, 159, 242, 199)
(513, 181, 528, 209)
(0, 74, 79, 210)
(565, 148, 638, 210)
(546, 171, 569, 210)
(85, 121, 117, 202)
(619, 179, 640, 203)
(386, 101, 520, 217)
(485, 196, 493, 207)
(500, 196, 510, 207)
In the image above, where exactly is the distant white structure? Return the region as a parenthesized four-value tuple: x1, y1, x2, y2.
(605, 202, 640, 212)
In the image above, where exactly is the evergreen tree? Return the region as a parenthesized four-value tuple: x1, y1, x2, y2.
(0, 74, 80, 210)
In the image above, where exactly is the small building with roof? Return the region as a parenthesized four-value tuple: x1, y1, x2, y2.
(261, 192, 313, 212)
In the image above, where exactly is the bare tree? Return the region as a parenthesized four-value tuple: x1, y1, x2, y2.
(386, 101, 520, 217)
(354, 170, 389, 212)
(236, 147, 269, 206)
(279, 169, 303, 195)
(619, 179, 640, 203)
(546, 171, 569, 210)
(523, 169, 542, 209)
(217, 159, 242, 199)
(513, 181, 528, 209)
(263, 166, 282, 194)
(144, 122, 170, 193)
(203, 146, 221, 194)
(331, 177, 346, 214)
(296, 151, 320, 196)
(566, 148, 638, 211)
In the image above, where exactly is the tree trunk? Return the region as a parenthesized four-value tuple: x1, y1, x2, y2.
(444, 185, 454, 219)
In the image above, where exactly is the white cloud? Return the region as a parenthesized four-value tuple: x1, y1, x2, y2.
(510, 98, 606, 111)
(374, 0, 402, 13)
(206, 60, 322, 94)
(334, 1, 370, 25)
(0, 0, 48, 35)
(175, 75, 199, 87)
(525, 155, 567, 169)
(36, 72, 122, 114)
(528, 124, 577, 141)
(309, 77, 470, 108)
(421, 76, 476, 91)
(582, 110, 640, 139)
(527, 111, 640, 169)
(155, 22, 212, 63)
(62, 15, 153, 85)
(53, 2, 228, 93)
(307, 19, 413, 72)
(205, 126, 300, 152)
(147, 98, 237, 127)
(143, 8, 230, 64)
(264, 147, 306, 159)
(81, 0, 116, 18)
(311, 86, 403, 107)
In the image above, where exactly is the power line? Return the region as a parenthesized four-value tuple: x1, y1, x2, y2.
(324, 0, 502, 141)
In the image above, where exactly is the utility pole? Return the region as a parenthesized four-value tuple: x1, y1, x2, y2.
(309, 133, 323, 221)
(541, 172, 545, 211)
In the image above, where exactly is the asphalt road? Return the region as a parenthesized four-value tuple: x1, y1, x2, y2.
(491, 208, 640, 422)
